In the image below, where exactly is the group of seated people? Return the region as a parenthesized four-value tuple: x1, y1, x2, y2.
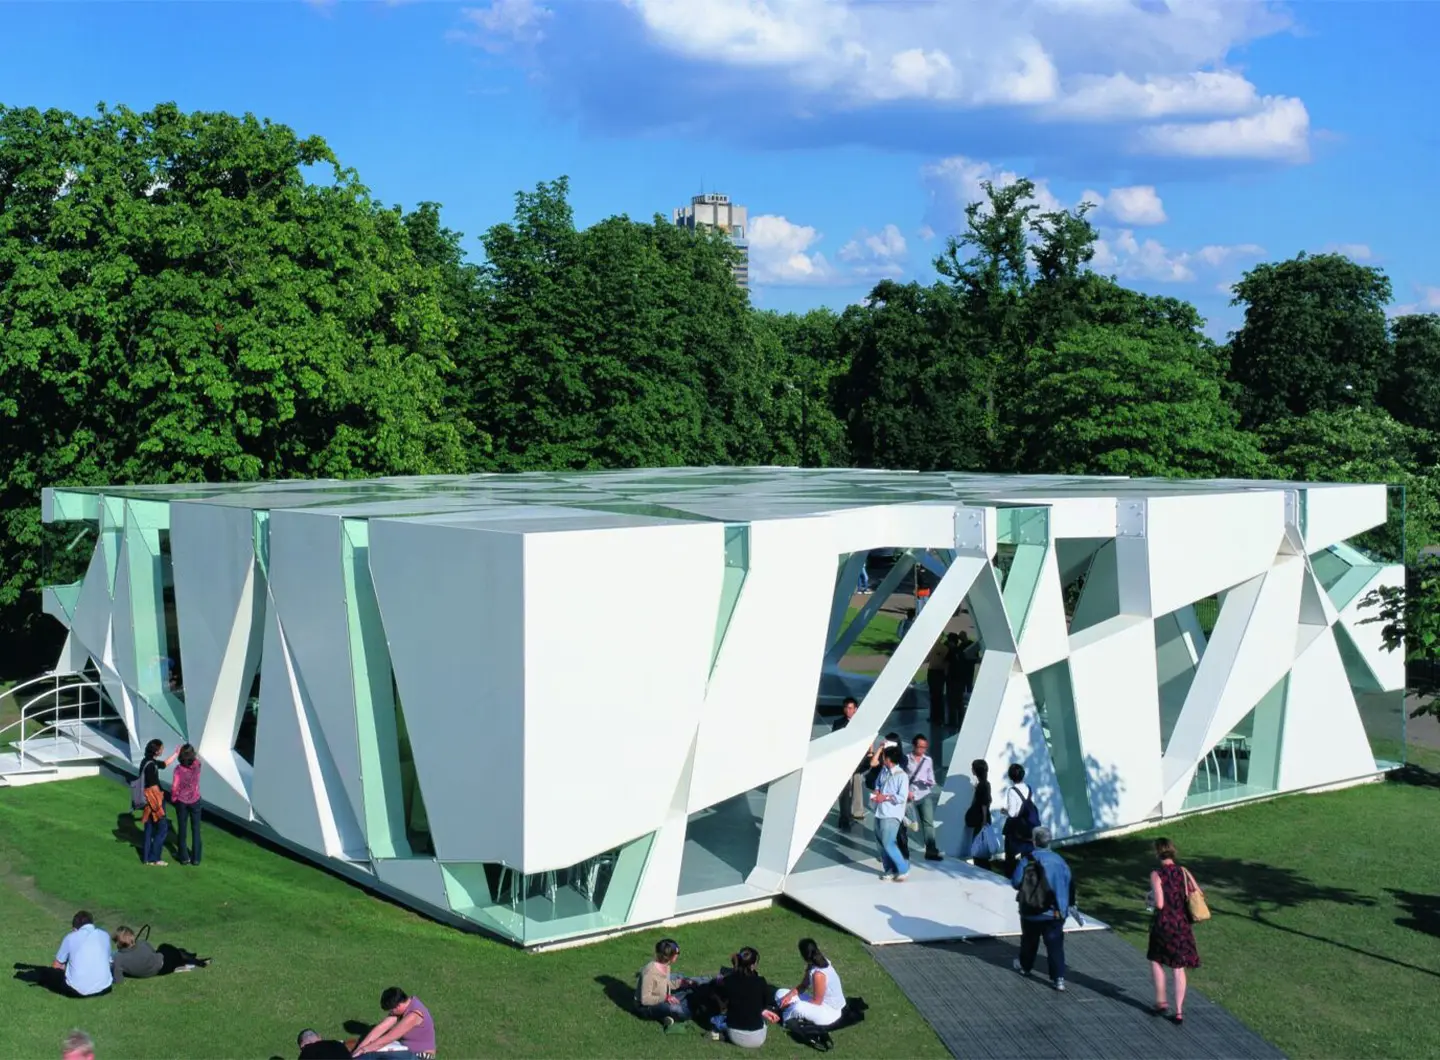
(635, 936, 849, 1047)
(28, 911, 208, 997)
(293, 987, 436, 1060)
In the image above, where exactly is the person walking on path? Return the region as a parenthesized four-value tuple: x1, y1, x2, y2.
(1011, 827, 1076, 992)
(1147, 838, 1201, 1024)
(946, 631, 977, 726)
(171, 744, 203, 866)
(1001, 763, 1040, 876)
(904, 735, 942, 861)
(870, 745, 911, 881)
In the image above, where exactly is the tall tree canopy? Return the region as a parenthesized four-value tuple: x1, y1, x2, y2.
(0, 102, 469, 663)
(1227, 252, 1393, 427)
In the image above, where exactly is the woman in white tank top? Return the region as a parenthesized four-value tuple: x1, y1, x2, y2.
(774, 938, 846, 1027)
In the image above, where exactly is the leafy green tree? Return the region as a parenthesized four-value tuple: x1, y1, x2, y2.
(0, 102, 468, 669)
(1359, 556, 1440, 718)
(1382, 313, 1440, 438)
(1227, 252, 1393, 427)
(1258, 407, 1439, 562)
(1015, 321, 1267, 477)
(750, 308, 847, 467)
(836, 280, 988, 471)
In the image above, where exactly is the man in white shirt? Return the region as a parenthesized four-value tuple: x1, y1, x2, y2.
(1001, 763, 1038, 876)
(52, 911, 114, 997)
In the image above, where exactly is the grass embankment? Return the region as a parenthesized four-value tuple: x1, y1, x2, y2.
(1064, 744, 1440, 1059)
(0, 778, 945, 1059)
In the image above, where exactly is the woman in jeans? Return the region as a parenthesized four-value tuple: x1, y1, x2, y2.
(171, 744, 203, 866)
(140, 740, 174, 866)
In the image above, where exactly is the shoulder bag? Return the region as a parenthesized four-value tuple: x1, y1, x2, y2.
(1182, 867, 1211, 922)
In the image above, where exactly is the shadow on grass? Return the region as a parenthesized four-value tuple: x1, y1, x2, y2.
(1389, 889, 1440, 940)
(595, 974, 636, 1014)
(112, 811, 143, 862)
(1394, 763, 1440, 789)
(1073, 837, 1440, 981)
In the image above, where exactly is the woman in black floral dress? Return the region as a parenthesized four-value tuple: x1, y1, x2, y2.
(1147, 837, 1201, 1024)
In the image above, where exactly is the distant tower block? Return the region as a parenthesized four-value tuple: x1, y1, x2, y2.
(673, 192, 749, 290)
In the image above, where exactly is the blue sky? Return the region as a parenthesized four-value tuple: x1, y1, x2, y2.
(3, 1, 1437, 337)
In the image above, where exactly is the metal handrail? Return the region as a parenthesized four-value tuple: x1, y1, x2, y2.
(0, 673, 113, 766)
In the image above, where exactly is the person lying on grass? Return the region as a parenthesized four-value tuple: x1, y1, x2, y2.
(110, 925, 210, 980)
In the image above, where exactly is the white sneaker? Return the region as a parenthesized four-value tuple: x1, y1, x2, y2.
(892, 873, 909, 882)
(879, 872, 895, 881)
(1055, 978, 1066, 992)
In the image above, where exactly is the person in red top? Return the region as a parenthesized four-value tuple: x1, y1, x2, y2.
(171, 744, 204, 866)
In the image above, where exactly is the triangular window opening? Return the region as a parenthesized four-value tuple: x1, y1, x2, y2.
(234, 670, 260, 766)
(392, 673, 434, 857)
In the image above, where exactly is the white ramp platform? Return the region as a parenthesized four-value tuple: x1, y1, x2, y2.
(783, 855, 1109, 945)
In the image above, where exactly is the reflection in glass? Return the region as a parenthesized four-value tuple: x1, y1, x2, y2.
(1182, 675, 1286, 810)
(441, 832, 654, 944)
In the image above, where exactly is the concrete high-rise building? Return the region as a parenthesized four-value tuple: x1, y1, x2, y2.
(673, 192, 749, 290)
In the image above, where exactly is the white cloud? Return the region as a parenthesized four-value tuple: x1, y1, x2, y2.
(917, 224, 936, 242)
(1093, 231, 1265, 284)
(1082, 185, 1167, 226)
(592, 0, 1306, 162)
(1049, 70, 1260, 120)
(838, 224, 908, 278)
(1133, 95, 1310, 162)
(1391, 286, 1440, 317)
(749, 216, 911, 285)
(748, 215, 833, 284)
(450, 0, 551, 50)
(1324, 243, 1373, 261)
(923, 155, 1064, 225)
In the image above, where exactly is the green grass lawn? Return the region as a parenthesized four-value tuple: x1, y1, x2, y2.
(1063, 744, 1440, 1059)
(0, 777, 946, 1060)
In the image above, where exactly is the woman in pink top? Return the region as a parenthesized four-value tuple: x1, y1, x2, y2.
(171, 744, 203, 866)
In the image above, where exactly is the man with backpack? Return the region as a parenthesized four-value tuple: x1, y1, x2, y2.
(1011, 828, 1076, 992)
(1001, 763, 1041, 876)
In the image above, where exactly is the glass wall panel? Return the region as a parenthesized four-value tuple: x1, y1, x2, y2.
(709, 526, 750, 676)
(1182, 675, 1287, 810)
(1354, 689, 1406, 769)
(994, 507, 1049, 641)
(393, 674, 434, 856)
(441, 832, 654, 944)
(234, 670, 260, 765)
(1154, 608, 1203, 752)
(1027, 661, 1093, 832)
(678, 785, 767, 899)
(1310, 542, 1383, 612)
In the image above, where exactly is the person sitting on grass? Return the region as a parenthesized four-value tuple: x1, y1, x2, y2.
(635, 937, 696, 1032)
(774, 938, 846, 1028)
(351, 987, 436, 1059)
(110, 925, 209, 980)
(296, 1029, 351, 1059)
(46, 911, 113, 998)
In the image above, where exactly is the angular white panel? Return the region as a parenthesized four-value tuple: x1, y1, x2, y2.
(521, 521, 721, 870)
(1278, 629, 1377, 789)
(169, 502, 261, 754)
(1068, 615, 1162, 827)
(690, 517, 841, 812)
(1303, 484, 1389, 553)
(266, 509, 368, 845)
(374, 858, 451, 913)
(1337, 564, 1405, 691)
(368, 520, 525, 866)
(1015, 546, 1069, 672)
(1144, 492, 1287, 618)
(1161, 555, 1305, 811)
(629, 735, 699, 926)
(251, 611, 334, 856)
(980, 666, 1072, 837)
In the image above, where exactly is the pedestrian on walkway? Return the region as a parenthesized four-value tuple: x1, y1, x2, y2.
(924, 638, 947, 729)
(870, 745, 910, 882)
(904, 735, 942, 861)
(1011, 828, 1075, 992)
(830, 699, 868, 832)
(1147, 838, 1201, 1024)
(946, 631, 977, 726)
(1001, 763, 1040, 876)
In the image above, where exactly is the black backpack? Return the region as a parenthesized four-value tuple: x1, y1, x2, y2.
(1017, 855, 1056, 916)
(787, 997, 868, 1052)
(1004, 784, 1040, 840)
